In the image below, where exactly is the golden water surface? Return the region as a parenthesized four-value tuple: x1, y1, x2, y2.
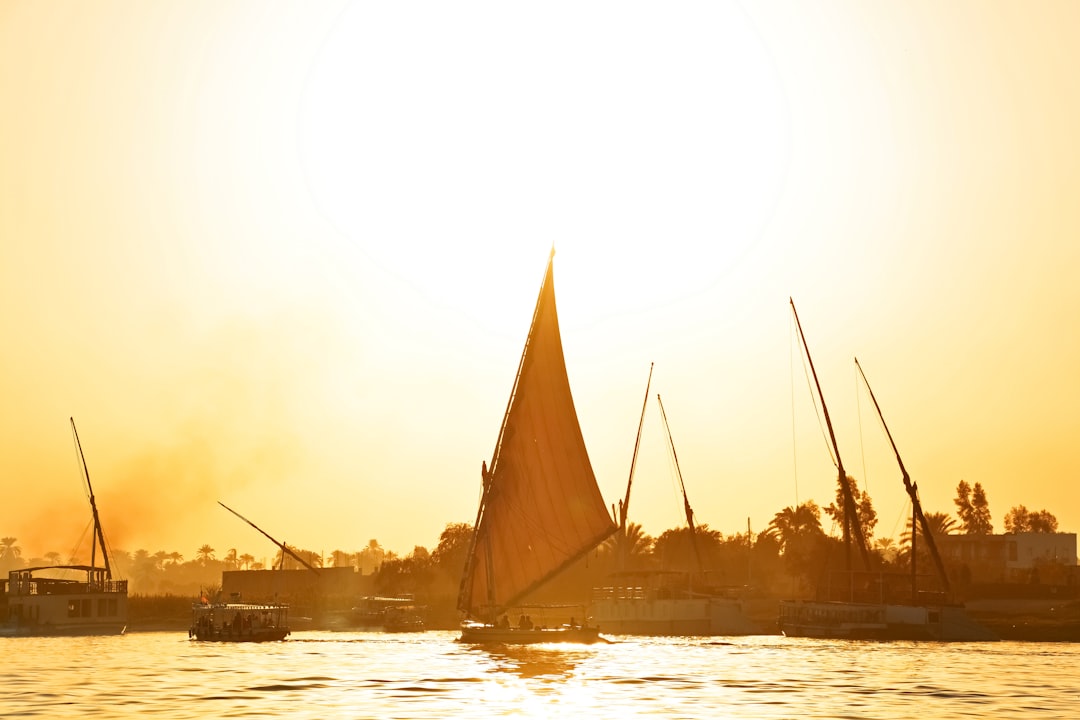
(4, 631, 1077, 718)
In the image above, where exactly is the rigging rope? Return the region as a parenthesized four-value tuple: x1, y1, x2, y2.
(855, 363, 870, 496)
(789, 314, 800, 506)
(793, 318, 838, 470)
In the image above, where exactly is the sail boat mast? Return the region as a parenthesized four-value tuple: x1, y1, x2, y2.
(656, 394, 705, 575)
(854, 358, 951, 594)
(218, 501, 321, 575)
(788, 300, 872, 572)
(619, 362, 654, 530)
(71, 417, 111, 580)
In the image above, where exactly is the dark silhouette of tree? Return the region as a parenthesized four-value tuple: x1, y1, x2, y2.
(328, 550, 353, 568)
(0, 536, 21, 570)
(196, 544, 216, 565)
(600, 521, 654, 571)
(823, 475, 878, 542)
(1004, 505, 1059, 533)
(652, 524, 722, 573)
(898, 511, 957, 567)
(954, 480, 993, 534)
(874, 537, 897, 563)
(358, 539, 385, 574)
(767, 501, 825, 552)
(431, 522, 472, 575)
(273, 547, 323, 570)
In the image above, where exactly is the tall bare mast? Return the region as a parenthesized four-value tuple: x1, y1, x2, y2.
(656, 394, 705, 576)
(619, 362, 654, 530)
(218, 501, 321, 575)
(71, 417, 111, 579)
(854, 358, 951, 595)
(788, 300, 872, 572)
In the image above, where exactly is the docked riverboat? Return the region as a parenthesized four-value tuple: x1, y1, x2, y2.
(1, 419, 128, 637)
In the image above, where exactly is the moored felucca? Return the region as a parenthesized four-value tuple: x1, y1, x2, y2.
(457, 251, 617, 644)
(778, 300, 996, 641)
(591, 379, 760, 636)
(1, 418, 128, 637)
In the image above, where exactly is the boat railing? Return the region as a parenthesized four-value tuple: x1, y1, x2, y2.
(820, 570, 949, 606)
(591, 585, 647, 601)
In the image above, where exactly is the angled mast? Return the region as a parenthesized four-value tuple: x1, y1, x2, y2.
(854, 358, 951, 594)
(218, 501, 321, 575)
(70, 417, 111, 579)
(619, 362, 654, 530)
(656, 394, 705, 576)
(789, 299, 872, 572)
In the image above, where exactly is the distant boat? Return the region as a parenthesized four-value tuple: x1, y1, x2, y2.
(777, 300, 996, 641)
(351, 595, 426, 633)
(188, 502, 318, 642)
(0, 418, 128, 637)
(189, 598, 290, 642)
(457, 251, 617, 644)
(591, 371, 761, 636)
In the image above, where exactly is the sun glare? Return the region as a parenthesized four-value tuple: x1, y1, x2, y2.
(299, 2, 788, 331)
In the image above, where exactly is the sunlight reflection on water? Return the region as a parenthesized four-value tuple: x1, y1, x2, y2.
(3, 632, 1078, 719)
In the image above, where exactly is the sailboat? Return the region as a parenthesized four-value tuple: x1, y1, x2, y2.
(457, 251, 617, 644)
(777, 300, 996, 641)
(1, 418, 128, 637)
(591, 370, 760, 636)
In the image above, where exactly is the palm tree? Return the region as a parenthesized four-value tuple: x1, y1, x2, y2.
(330, 550, 353, 568)
(874, 537, 898, 563)
(239, 553, 255, 570)
(196, 544, 216, 565)
(899, 511, 957, 549)
(224, 548, 238, 570)
(897, 511, 957, 568)
(601, 522, 654, 570)
(359, 539, 385, 574)
(168, 551, 184, 566)
(766, 501, 824, 553)
(44, 551, 62, 565)
(0, 536, 21, 562)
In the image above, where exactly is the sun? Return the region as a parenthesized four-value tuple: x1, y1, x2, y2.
(299, 3, 788, 330)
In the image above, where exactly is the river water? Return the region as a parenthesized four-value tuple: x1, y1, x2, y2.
(4, 631, 1077, 719)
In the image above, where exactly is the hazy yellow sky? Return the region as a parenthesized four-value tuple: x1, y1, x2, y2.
(2, 1, 1078, 565)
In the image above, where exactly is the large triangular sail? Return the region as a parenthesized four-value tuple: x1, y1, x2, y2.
(458, 253, 616, 620)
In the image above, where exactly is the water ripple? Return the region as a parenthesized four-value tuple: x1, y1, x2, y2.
(2, 632, 1079, 718)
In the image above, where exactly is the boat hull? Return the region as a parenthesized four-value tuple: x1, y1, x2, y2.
(189, 627, 290, 642)
(778, 600, 998, 641)
(458, 623, 605, 645)
(0, 620, 127, 637)
(591, 596, 760, 636)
